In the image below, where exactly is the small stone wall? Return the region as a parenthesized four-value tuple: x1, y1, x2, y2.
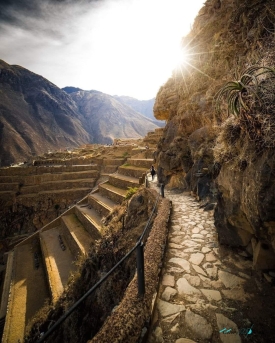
(89, 194, 171, 343)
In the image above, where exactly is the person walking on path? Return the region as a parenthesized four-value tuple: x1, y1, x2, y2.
(150, 165, 156, 181)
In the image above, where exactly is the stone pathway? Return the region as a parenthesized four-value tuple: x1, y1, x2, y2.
(147, 183, 275, 343)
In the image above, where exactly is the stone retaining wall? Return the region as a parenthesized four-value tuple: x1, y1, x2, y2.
(118, 166, 148, 179)
(101, 165, 118, 174)
(89, 194, 171, 343)
(20, 180, 95, 194)
(0, 165, 98, 177)
(0, 183, 19, 192)
(108, 175, 140, 189)
(126, 159, 154, 169)
(23, 171, 98, 185)
(102, 159, 125, 166)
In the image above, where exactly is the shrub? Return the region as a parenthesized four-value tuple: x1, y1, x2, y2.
(214, 65, 275, 148)
(214, 65, 275, 117)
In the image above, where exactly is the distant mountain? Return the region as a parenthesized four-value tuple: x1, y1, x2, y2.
(113, 95, 165, 127)
(66, 89, 158, 144)
(0, 60, 89, 166)
(0, 60, 159, 166)
(62, 86, 83, 94)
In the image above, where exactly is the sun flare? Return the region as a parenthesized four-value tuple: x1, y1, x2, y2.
(0, 0, 206, 99)
(172, 46, 191, 69)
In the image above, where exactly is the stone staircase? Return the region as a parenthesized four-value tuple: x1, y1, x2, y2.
(0, 157, 154, 343)
(143, 128, 164, 148)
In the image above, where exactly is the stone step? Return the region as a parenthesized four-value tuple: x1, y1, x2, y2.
(0, 164, 98, 177)
(117, 165, 148, 179)
(102, 159, 125, 166)
(101, 165, 119, 174)
(17, 187, 91, 200)
(20, 179, 95, 194)
(143, 137, 160, 144)
(35, 165, 99, 173)
(0, 191, 15, 199)
(108, 174, 140, 189)
(74, 205, 103, 238)
(126, 158, 154, 169)
(40, 226, 76, 302)
(24, 170, 98, 185)
(61, 214, 94, 257)
(0, 183, 19, 192)
(99, 182, 127, 203)
(2, 236, 50, 343)
(0, 176, 23, 183)
(88, 192, 116, 217)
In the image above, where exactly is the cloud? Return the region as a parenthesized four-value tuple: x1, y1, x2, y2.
(0, 0, 100, 38)
(0, 0, 205, 99)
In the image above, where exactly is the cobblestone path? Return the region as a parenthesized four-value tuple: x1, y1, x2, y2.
(147, 184, 275, 343)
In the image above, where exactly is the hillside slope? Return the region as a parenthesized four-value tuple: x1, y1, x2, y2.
(154, 0, 275, 266)
(68, 89, 158, 144)
(113, 95, 164, 127)
(0, 60, 90, 166)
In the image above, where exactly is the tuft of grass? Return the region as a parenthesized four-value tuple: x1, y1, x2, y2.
(125, 187, 139, 199)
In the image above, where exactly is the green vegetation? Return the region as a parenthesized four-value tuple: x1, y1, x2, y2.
(125, 187, 139, 199)
(215, 66, 275, 117)
(214, 65, 275, 149)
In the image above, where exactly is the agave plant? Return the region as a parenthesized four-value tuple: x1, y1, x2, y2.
(214, 65, 275, 117)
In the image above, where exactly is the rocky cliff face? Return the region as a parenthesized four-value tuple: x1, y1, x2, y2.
(154, 0, 275, 268)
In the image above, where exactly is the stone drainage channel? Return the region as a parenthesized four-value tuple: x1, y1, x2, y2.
(147, 179, 275, 343)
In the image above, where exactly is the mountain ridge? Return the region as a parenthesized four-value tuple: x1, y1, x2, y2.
(0, 60, 159, 166)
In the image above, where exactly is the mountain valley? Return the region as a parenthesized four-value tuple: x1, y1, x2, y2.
(0, 61, 159, 166)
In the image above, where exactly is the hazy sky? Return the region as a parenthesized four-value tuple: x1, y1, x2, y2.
(0, 0, 205, 99)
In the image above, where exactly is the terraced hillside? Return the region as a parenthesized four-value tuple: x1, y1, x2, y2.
(0, 157, 155, 343)
(0, 164, 100, 239)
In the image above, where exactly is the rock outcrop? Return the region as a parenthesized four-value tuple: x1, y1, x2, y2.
(153, 0, 275, 268)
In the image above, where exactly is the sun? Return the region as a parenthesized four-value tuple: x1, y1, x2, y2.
(173, 46, 191, 69)
(160, 44, 192, 77)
